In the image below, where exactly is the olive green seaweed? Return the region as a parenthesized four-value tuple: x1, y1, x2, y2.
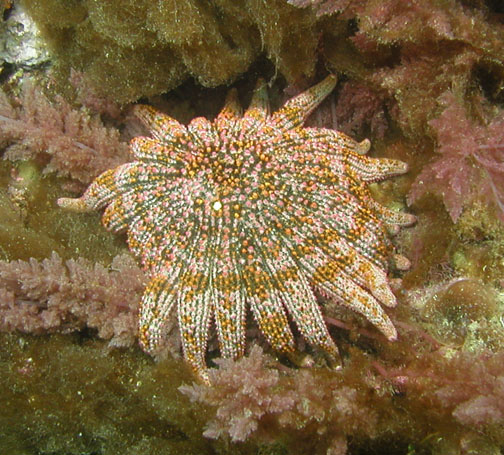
(21, 0, 323, 103)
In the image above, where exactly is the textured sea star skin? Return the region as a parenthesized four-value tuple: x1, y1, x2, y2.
(58, 75, 415, 383)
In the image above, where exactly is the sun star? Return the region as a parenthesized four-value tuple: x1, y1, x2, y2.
(58, 75, 415, 383)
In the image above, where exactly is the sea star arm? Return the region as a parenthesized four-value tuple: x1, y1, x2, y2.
(343, 152, 409, 182)
(176, 235, 215, 384)
(271, 74, 337, 130)
(311, 260, 398, 341)
(244, 79, 270, 121)
(247, 287, 296, 354)
(215, 87, 242, 127)
(133, 105, 188, 143)
(139, 273, 179, 353)
(323, 237, 397, 308)
(269, 247, 339, 357)
(57, 167, 123, 212)
(212, 224, 247, 360)
(214, 271, 247, 359)
(368, 199, 417, 227)
(242, 225, 296, 353)
(98, 162, 184, 232)
(178, 287, 214, 385)
(130, 136, 192, 166)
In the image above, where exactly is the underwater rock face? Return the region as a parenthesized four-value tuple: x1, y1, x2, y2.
(0, 4, 50, 68)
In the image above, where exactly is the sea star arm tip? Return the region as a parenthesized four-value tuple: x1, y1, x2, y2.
(56, 196, 91, 212)
(271, 74, 338, 129)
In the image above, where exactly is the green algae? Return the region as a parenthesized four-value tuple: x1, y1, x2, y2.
(0, 160, 124, 263)
(0, 333, 222, 455)
(1, 332, 305, 455)
(20, 0, 322, 103)
(454, 202, 504, 283)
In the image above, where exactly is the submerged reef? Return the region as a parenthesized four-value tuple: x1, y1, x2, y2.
(1, 0, 504, 454)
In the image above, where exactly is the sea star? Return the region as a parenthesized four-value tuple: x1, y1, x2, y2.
(58, 75, 415, 383)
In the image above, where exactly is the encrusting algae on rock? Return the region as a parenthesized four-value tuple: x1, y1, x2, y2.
(58, 75, 415, 383)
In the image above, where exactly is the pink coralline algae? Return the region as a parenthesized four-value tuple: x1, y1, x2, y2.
(180, 344, 504, 452)
(408, 91, 504, 222)
(0, 252, 144, 347)
(0, 81, 130, 185)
